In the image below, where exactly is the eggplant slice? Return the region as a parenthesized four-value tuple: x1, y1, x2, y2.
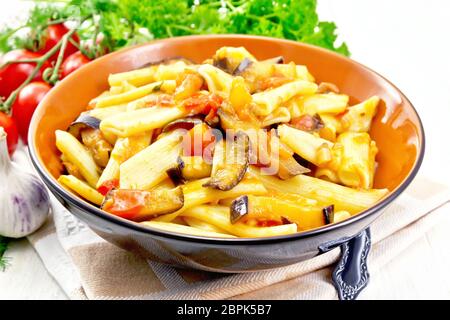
(162, 116, 204, 134)
(233, 58, 254, 75)
(278, 155, 311, 180)
(166, 156, 186, 186)
(67, 113, 101, 139)
(230, 195, 249, 224)
(323, 204, 335, 224)
(102, 187, 184, 221)
(261, 56, 285, 64)
(203, 131, 250, 191)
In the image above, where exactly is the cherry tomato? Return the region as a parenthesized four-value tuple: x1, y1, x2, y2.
(60, 51, 91, 79)
(12, 81, 52, 144)
(37, 24, 79, 62)
(97, 179, 119, 196)
(0, 50, 50, 100)
(0, 112, 19, 155)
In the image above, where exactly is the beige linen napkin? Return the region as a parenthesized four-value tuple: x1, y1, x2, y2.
(24, 173, 450, 300)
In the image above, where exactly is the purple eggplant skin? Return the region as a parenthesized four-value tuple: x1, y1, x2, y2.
(203, 131, 250, 191)
(230, 195, 249, 224)
(166, 157, 186, 186)
(162, 117, 204, 134)
(261, 56, 285, 64)
(213, 57, 230, 72)
(323, 204, 335, 224)
(233, 58, 253, 76)
(67, 113, 101, 139)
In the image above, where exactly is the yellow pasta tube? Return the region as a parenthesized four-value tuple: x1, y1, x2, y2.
(252, 80, 318, 116)
(120, 131, 183, 190)
(96, 132, 152, 188)
(197, 64, 234, 94)
(334, 211, 352, 223)
(155, 178, 268, 222)
(183, 217, 232, 235)
(249, 166, 388, 214)
(336, 132, 378, 189)
(141, 221, 237, 238)
(100, 106, 187, 137)
(181, 156, 212, 180)
(302, 93, 349, 114)
(58, 175, 104, 205)
(261, 107, 291, 127)
(315, 168, 341, 183)
(153, 61, 188, 81)
(341, 96, 379, 132)
(273, 62, 297, 78)
(108, 67, 157, 87)
(295, 65, 315, 82)
(55, 130, 100, 187)
(237, 195, 325, 231)
(181, 205, 298, 237)
(89, 104, 128, 120)
(277, 124, 333, 165)
(95, 80, 176, 108)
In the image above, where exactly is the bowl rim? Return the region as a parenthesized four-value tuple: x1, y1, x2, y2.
(28, 34, 425, 245)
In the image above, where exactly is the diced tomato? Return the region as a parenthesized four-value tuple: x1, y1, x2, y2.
(102, 189, 144, 220)
(97, 179, 119, 196)
(182, 92, 223, 119)
(143, 93, 174, 108)
(182, 123, 216, 161)
(256, 219, 283, 227)
(258, 77, 292, 91)
(290, 114, 324, 132)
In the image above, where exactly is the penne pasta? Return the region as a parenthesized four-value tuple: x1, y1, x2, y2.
(249, 166, 388, 214)
(155, 178, 267, 222)
(231, 195, 325, 231)
(336, 132, 378, 189)
(302, 93, 349, 114)
(278, 124, 333, 165)
(108, 67, 157, 87)
(181, 205, 298, 237)
(94, 80, 176, 108)
(100, 106, 186, 137)
(341, 96, 379, 132)
(55, 130, 100, 187)
(58, 175, 104, 205)
(120, 131, 183, 190)
(141, 221, 237, 238)
(96, 132, 152, 188)
(197, 64, 234, 94)
(252, 80, 318, 116)
(181, 156, 212, 180)
(295, 65, 315, 82)
(88, 104, 128, 120)
(183, 217, 232, 235)
(261, 107, 291, 127)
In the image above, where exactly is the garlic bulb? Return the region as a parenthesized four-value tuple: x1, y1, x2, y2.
(0, 127, 50, 238)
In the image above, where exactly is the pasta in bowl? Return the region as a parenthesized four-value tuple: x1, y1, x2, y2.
(28, 35, 423, 272)
(54, 46, 388, 238)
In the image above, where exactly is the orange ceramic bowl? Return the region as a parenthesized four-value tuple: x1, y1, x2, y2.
(28, 35, 424, 272)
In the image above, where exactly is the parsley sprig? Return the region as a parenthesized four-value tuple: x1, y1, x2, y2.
(0, 236, 10, 271)
(0, 0, 349, 56)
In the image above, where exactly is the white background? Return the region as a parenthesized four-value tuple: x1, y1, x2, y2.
(1, 0, 450, 299)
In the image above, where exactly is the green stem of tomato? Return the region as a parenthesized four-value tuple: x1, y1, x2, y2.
(0, 26, 79, 113)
